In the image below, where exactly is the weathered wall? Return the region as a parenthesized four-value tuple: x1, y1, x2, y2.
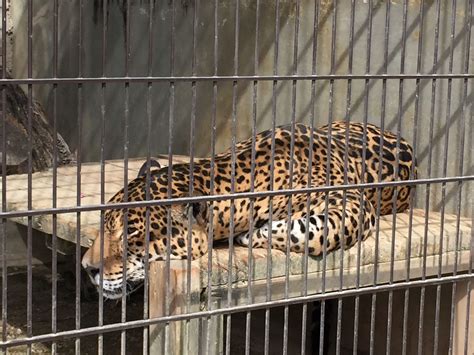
(6, 0, 472, 216)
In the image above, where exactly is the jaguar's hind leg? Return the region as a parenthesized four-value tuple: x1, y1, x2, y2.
(235, 190, 376, 256)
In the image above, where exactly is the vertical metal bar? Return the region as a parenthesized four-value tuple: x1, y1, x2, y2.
(300, 1, 321, 353)
(120, 0, 131, 353)
(75, 1, 84, 353)
(98, 1, 108, 354)
(26, 0, 33, 353)
(418, 1, 441, 353)
(1, 0, 7, 350)
(401, 1, 425, 354)
(245, 25, 258, 355)
(319, 0, 338, 352)
(142, 1, 155, 354)
(246, 0, 260, 350)
(319, 0, 338, 353)
(51, 0, 59, 353)
(448, 1, 472, 352)
(186, 0, 198, 353)
(335, 0, 356, 352)
(206, 0, 218, 352)
(282, 1, 300, 354)
(364, 3, 376, 355)
(265, 1, 281, 353)
(338, 1, 364, 354)
(433, 2, 457, 354)
(387, 0, 408, 352)
(164, 128, 173, 353)
(336, 0, 357, 353)
(248, 0, 262, 353)
(142, 110, 151, 355)
(241, 6, 253, 354)
(437, 0, 457, 279)
(245, 117, 255, 355)
(165, 1, 176, 353)
(225, 0, 240, 352)
(319, 1, 342, 353)
(245, 0, 256, 346)
(225, 0, 241, 353)
(370, 0, 391, 353)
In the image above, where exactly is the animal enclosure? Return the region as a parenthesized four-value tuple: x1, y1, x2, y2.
(0, 0, 472, 354)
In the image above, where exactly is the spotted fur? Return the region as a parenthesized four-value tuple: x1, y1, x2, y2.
(82, 121, 416, 299)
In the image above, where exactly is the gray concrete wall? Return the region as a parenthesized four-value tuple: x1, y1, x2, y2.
(7, 0, 472, 217)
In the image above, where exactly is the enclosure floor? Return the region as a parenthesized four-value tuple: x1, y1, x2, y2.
(0, 221, 146, 354)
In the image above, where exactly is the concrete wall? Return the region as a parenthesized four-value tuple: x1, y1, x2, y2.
(7, 0, 472, 216)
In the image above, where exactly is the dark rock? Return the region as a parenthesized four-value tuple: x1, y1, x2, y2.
(0, 73, 74, 175)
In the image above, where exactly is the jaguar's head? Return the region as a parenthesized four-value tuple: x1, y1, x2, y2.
(81, 173, 209, 299)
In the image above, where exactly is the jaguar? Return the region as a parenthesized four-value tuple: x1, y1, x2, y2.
(82, 121, 416, 299)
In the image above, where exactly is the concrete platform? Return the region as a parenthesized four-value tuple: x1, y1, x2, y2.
(148, 209, 472, 354)
(0, 156, 190, 247)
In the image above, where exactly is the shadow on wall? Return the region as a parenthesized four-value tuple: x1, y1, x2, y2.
(10, 0, 294, 162)
(8, 0, 472, 217)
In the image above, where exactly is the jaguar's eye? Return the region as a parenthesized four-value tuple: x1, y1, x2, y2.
(127, 226, 138, 235)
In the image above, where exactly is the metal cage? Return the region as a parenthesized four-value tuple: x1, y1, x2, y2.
(0, 0, 472, 354)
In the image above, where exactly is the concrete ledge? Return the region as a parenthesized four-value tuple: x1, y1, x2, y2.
(0, 156, 190, 247)
(148, 210, 472, 353)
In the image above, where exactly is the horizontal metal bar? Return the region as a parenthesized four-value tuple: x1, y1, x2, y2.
(0, 73, 472, 85)
(2, 273, 473, 348)
(1, 175, 472, 219)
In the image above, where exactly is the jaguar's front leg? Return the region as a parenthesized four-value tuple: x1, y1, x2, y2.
(235, 191, 376, 256)
(235, 214, 326, 253)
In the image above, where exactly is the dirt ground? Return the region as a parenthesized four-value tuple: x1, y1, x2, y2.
(1, 222, 147, 354)
(4, 263, 147, 354)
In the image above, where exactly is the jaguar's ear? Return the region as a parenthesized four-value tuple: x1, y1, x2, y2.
(185, 200, 209, 227)
(137, 159, 162, 179)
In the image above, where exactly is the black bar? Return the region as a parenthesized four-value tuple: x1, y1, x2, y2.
(0, 73, 471, 85)
(0, 176, 472, 220)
